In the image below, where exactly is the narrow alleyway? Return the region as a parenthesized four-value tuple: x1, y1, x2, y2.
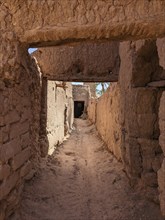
(12, 120, 163, 220)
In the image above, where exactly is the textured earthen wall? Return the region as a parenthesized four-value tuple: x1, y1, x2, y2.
(47, 81, 74, 154)
(2, 0, 165, 47)
(1, 1, 165, 218)
(95, 83, 122, 161)
(0, 52, 41, 219)
(84, 83, 96, 98)
(87, 39, 165, 214)
(157, 38, 165, 70)
(157, 38, 165, 216)
(119, 40, 164, 204)
(87, 99, 97, 124)
(158, 92, 165, 216)
(73, 85, 90, 113)
(32, 42, 120, 82)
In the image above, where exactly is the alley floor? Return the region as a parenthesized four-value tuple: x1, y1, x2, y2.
(12, 119, 163, 220)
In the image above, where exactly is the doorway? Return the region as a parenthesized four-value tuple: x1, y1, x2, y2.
(74, 101, 85, 118)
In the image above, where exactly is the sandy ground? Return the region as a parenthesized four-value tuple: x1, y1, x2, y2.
(11, 119, 164, 220)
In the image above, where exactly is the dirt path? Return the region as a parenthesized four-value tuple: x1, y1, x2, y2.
(12, 119, 163, 220)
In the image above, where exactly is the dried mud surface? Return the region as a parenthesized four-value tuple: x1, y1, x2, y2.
(10, 119, 164, 220)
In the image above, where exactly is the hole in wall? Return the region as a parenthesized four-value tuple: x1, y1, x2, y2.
(74, 101, 85, 118)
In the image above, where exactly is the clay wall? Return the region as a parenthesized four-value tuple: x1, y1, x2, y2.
(32, 43, 120, 82)
(157, 38, 165, 216)
(158, 92, 165, 216)
(2, 1, 165, 49)
(46, 81, 74, 154)
(73, 85, 90, 113)
(119, 40, 164, 204)
(1, 1, 165, 218)
(87, 39, 165, 214)
(84, 83, 96, 98)
(87, 99, 97, 124)
(95, 83, 122, 161)
(0, 44, 74, 219)
(0, 53, 41, 219)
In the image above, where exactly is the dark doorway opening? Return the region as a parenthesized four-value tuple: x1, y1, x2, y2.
(74, 101, 85, 118)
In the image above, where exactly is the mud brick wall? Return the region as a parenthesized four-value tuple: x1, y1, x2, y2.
(2, 0, 165, 48)
(46, 81, 74, 155)
(0, 53, 41, 219)
(87, 99, 97, 124)
(73, 85, 90, 113)
(157, 38, 165, 216)
(95, 83, 122, 161)
(88, 39, 165, 211)
(1, 1, 165, 218)
(158, 92, 165, 216)
(119, 40, 164, 203)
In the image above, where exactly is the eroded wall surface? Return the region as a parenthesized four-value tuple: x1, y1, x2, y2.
(94, 83, 122, 161)
(157, 38, 165, 216)
(119, 40, 164, 205)
(47, 81, 74, 154)
(88, 99, 97, 124)
(2, 1, 165, 47)
(32, 42, 120, 82)
(88, 38, 165, 215)
(158, 92, 165, 216)
(0, 52, 41, 219)
(73, 85, 90, 113)
(1, 1, 165, 218)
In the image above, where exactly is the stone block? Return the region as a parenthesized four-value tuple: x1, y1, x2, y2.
(135, 89, 156, 114)
(10, 121, 29, 139)
(21, 132, 30, 149)
(0, 128, 7, 145)
(125, 137, 142, 176)
(0, 164, 10, 181)
(126, 113, 139, 137)
(4, 110, 20, 124)
(137, 113, 156, 138)
(138, 139, 162, 172)
(0, 138, 21, 162)
(132, 60, 152, 87)
(0, 125, 10, 144)
(20, 108, 31, 123)
(0, 171, 19, 200)
(11, 147, 31, 171)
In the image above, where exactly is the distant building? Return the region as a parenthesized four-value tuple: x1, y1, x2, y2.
(72, 85, 91, 118)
